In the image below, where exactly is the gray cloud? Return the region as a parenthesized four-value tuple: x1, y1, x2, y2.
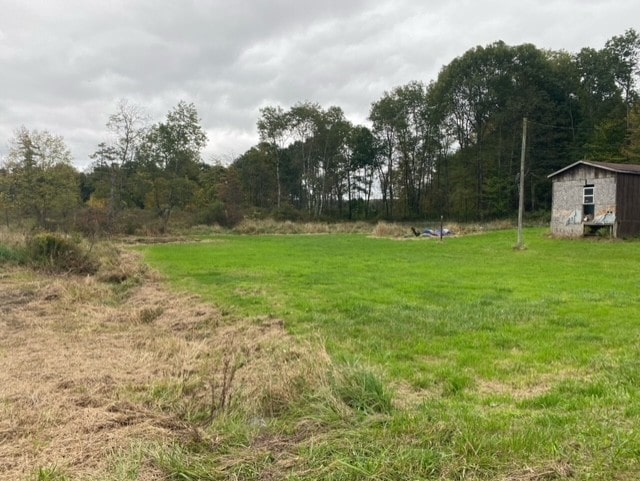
(0, 0, 638, 169)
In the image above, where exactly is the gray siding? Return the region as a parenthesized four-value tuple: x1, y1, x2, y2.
(550, 166, 616, 237)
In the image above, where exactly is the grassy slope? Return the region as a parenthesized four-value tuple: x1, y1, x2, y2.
(141, 229, 640, 479)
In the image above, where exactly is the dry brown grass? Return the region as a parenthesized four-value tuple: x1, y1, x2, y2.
(230, 219, 519, 239)
(446, 219, 515, 235)
(233, 219, 374, 235)
(501, 460, 574, 481)
(0, 226, 26, 245)
(370, 221, 410, 238)
(225, 219, 515, 240)
(0, 245, 332, 480)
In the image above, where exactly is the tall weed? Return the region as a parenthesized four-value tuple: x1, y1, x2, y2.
(333, 364, 394, 414)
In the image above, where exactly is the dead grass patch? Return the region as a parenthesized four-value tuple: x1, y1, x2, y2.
(476, 368, 591, 402)
(233, 219, 374, 235)
(0, 226, 26, 246)
(0, 245, 333, 480)
(371, 221, 410, 238)
(502, 460, 574, 480)
(476, 378, 553, 401)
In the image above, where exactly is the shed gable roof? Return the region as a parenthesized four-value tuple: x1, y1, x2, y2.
(548, 160, 640, 178)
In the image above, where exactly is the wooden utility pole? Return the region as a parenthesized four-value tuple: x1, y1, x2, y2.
(516, 118, 527, 249)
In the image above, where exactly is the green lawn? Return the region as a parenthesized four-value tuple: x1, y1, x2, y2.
(140, 229, 640, 479)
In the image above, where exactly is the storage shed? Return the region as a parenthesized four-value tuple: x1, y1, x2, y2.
(548, 160, 640, 238)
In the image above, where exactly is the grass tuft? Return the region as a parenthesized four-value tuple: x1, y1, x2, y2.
(151, 444, 220, 481)
(32, 466, 70, 481)
(0, 241, 26, 263)
(333, 364, 394, 414)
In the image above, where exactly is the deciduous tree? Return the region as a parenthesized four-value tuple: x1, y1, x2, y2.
(257, 106, 290, 209)
(136, 101, 207, 231)
(4, 127, 79, 228)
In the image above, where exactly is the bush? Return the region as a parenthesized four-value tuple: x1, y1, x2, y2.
(272, 204, 304, 222)
(193, 201, 243, 229)
(26, 233, 99, 274)
(74, 207, 111, 237)
(113, 209, 157, 236)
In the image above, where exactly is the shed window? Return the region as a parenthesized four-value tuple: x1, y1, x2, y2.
(583, 185, 594, 204)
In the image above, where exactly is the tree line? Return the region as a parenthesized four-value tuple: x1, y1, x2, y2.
(2, 29, 640, 233)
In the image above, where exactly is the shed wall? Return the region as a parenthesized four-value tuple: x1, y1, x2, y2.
(616, 173, 640, 237)
(550, 166, 616, 237)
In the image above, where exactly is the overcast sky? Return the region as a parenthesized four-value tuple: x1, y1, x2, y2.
(1, 0, 638, 170)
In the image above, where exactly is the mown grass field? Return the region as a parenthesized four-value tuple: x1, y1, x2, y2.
(138, 228, 640, 480)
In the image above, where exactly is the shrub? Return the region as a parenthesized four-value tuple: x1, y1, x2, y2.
(74, 206, 111, 237)
(113, 209, 157, 235)
(272, 204, 304, 222)
(26, 233, 99, 275)
(193, 201, 243, 229)
(195, 200, 226, 226)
